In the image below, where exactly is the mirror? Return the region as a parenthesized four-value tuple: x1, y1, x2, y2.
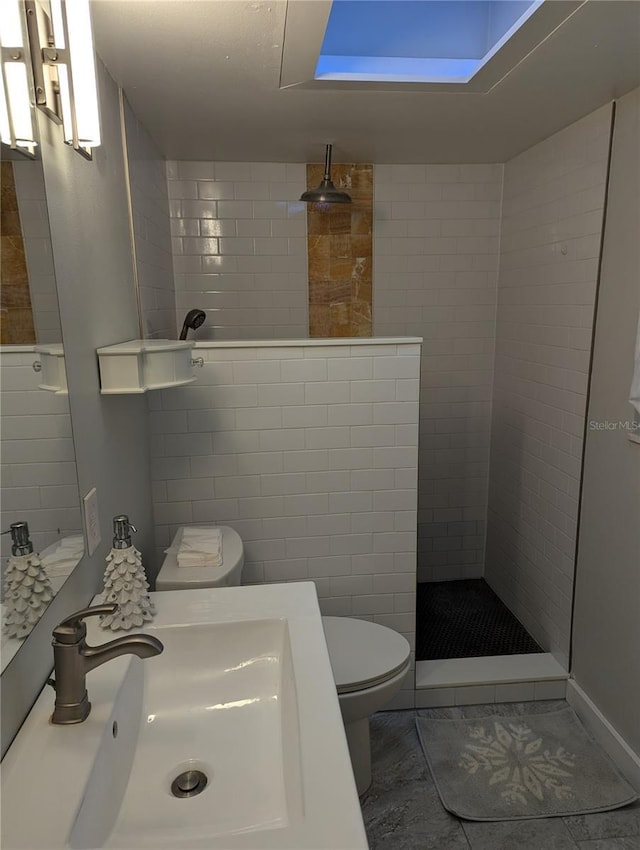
(0, 140, 85, 672)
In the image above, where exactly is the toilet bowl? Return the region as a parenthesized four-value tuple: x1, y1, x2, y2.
(156, 526, 411, 795)
(322, 616, 411, 795)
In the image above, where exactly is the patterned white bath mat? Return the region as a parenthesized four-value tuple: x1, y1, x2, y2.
(416, 707, 638, 821)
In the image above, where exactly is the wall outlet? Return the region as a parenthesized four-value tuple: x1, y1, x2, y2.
(83, 488, 101, 556)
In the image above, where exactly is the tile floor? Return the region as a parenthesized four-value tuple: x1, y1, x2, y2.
(415, 580, 542, 660)
(361, 702, 640, 850)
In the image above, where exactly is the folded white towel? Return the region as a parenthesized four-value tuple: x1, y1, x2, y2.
(42, 557, 80, 578)
(41, 535, 85, 576)
(177, 527, 223, 568)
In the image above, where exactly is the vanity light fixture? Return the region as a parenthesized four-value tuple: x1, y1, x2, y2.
(24, 0, 101, 159)
(0, 0, 38, 156)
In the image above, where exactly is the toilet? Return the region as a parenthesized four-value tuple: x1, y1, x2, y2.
(155, 525, 244, 590)
(321, 616, 410, 794)
(156, 525, 412, 794)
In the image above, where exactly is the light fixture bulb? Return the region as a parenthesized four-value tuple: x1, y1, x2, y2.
(49, 0, 66, 48)
(0, 0, 37, 150)
(0, 74, 12, 145)
(3, 62, 36, 146)
(65, 0, 101, 147)
(57, 63, 74, 145)
(0, 0, 24, 48)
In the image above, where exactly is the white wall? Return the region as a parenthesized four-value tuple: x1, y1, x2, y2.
(373, 164, 503, 582)
(1, 60, 154, 756)
(166, 162, 307, 339)
(0, 349, 81, 562)
(571, 88, 640, 754)
(164, 160, 504, 585)
(123, 98, 176, 339)
(12, 161, 60, 343)
(39, 60, 155, 569)
(485, 104, 613, 668)
(149, 340, 420, 707)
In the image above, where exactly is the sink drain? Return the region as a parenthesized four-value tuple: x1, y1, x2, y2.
(171, 769, 208, 798)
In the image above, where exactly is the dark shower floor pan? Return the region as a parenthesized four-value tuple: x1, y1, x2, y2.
(416, 579, 543, 661)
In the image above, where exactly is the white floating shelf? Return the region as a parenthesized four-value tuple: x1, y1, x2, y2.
(97, 339, 197, 394)
(34, 344, 68, 394)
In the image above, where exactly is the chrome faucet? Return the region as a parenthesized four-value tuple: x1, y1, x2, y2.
(50, 604, 163, 724)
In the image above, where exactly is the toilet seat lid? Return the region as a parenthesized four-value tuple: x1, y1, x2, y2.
(321, 617, 411, 694)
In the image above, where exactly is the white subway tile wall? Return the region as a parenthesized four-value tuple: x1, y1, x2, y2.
(12, 162, 60, 344)
(150, 341, 420, 704)
(485, 104, 613, 669)
(124, 100, 176, 339)
(166, 162, 308, 340)
(151, 122, 610, 670)
(373, 164, 503, 582)
(0, 351, 82, 559)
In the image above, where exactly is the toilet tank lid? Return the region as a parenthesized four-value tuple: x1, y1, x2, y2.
(168, 525, 244, 576)
(321, 616, 410, 693)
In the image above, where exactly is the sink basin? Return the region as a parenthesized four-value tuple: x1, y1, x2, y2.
(72, 619, 302, 848)
(1, 583, 367, 849)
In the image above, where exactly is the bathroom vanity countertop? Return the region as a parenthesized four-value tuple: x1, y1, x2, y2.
(1, 582, 368, 850)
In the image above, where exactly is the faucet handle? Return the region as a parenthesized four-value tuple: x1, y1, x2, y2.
(53, 604, 119, 645)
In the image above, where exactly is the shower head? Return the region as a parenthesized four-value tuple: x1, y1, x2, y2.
(179, 309, 206, 340)
(300, 144, 352, 205)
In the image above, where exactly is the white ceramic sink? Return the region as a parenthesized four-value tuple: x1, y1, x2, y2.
(71, 618, 302, 848)
(1, 583, 368, 849)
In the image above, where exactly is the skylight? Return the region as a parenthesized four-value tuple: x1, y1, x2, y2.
(316, 0, 545, 84)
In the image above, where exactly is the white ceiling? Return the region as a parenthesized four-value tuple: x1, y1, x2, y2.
(91, 0, 640, 163)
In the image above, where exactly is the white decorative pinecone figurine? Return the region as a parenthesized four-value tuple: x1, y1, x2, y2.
(97, 545, 155, 631)
(3, 553, 54, 639)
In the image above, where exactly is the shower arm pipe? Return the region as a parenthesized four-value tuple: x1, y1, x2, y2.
(323, 144, 334, 182)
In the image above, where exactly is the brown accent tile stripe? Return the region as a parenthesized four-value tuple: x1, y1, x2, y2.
(0, 162, 36, 344)
(306, 163, 373, 338)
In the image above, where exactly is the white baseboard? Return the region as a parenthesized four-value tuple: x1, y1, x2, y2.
(567, 679, 640, 791)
